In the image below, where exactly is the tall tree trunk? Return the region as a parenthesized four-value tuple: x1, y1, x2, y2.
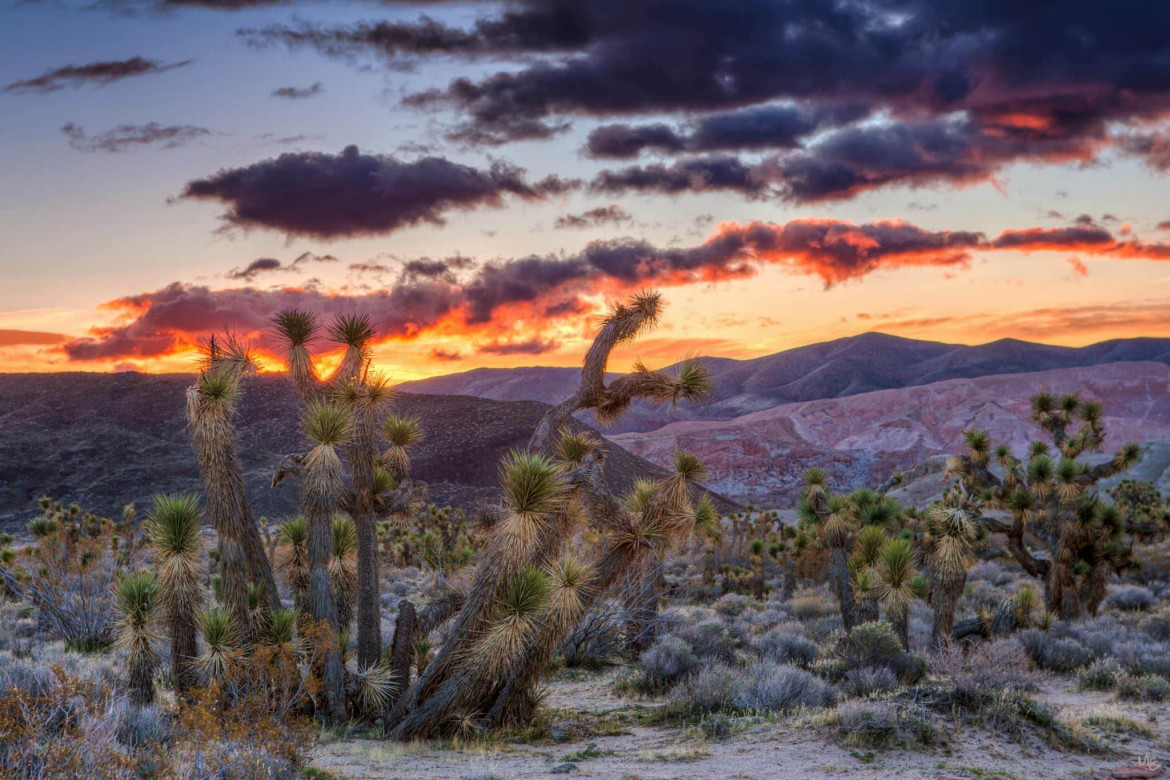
(170, 608, 199, 695)
(304, 451, 348, 723)
(349, 404, 382, 670)
(829, 546, 857, 631)
(890, 605, 910, 651)
(387, 599, 416, 708)
(930, 573, 964, 648)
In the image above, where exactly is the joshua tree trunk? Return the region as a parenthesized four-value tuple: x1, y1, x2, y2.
(169, 609, 199, 695)
(387, 599, 415, 707)
(890, 605, 910, 651)
(187, 378, 280, 634)
(350, 403, 382, 669)
(303, 447, 348, 723)
(930, 573, 964, 648)
(625, 558, 662, 654)
(829, 546, 857, 631)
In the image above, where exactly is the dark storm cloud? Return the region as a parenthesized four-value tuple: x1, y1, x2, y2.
(554, 205, 631, 229)
(271, 82, 323, 99)
(240, 0, 1170, 200)
(5, 57, 191, 94)
(61, 122, 211, 153)
(586, 104, 870, 159)
(227, 252, 338, 281)
(177, 145, 581, 239)
(592, 157, 767, 198)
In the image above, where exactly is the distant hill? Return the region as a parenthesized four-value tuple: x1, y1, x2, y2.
(399, 334, 1170, 433)
(0, 373, 733, 529)
(610, 361, 1170, 506)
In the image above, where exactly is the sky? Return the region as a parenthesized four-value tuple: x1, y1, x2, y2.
(2, 0, 1170, 380)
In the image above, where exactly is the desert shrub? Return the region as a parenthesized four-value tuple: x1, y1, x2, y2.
(733, 662, 835, 713)
(932, 639, 1038, 706)
(0, 508, 139, 652)
(968, 560, 1015, 587)
(112, 701, 172, 748)
(1116, 673, 1170, 702)
(790, 590, 837, 620)
(699, 712, 733, 739)
(560, 601, 625, 668)
(1139, 611, 1170, 641)
(670, 664, 738, 714)
(1076, 659, 1122, 692)
(1103, 585, 1157, 612)
(713, 593, 752, 617)
(671, 618, 739, 664)
(1018, 629, 1092, 672)
(842, 666, 899, 698)
(1110, 639, 1170, 679)
(833, 700, 938, 749)
(640, 635, 700, 690)
(834, 622, 925, 683)
(755, 629, 818, 668)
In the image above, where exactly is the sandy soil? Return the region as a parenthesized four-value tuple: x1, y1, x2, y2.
(310, 670, 1170, 780)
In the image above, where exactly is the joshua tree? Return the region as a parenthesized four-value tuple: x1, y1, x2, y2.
(196, 607, 240, 683)
(921, 492, 978, 647)
(271, 311, 422, 672)
(947, 390, 1150, 619)
(871, 538, 924, 650)
(799, 473, 903, 630)
(115, 571, 160, 705)
(186, 352, 280, 634)
(300, 401, 351, 722)
(385, 290, 712, 738)
(146, 494, 205, 694)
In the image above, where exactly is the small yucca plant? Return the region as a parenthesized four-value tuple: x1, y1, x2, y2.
(352, 661, 396, 715)
(197, 608, 241, 682)
(115, 571, 161, 704)
(147, 493, 205, 693)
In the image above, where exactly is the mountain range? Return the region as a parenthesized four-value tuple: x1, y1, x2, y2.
(401, 333, 1170, 434)
(3, 333, 1169, 523)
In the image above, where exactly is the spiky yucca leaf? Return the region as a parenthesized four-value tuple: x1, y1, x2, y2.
(373, 467, 400, 496)
(854, 524, 888, 568)
(475, 568, 552, 674)
(277, 517, 310, 598)
(353, 662, 396, 714)
(382, 414, 423, 475)
(115, 571, 160, 645)
(546, 556, 591, 632)
(197, 608, 241, 680)
(331, 515, 358, 628)
(195, 369, 240, 406)
(1114, 442, 1141, 469)
(965, 429, 990, 464)
(148, 494, 204, 616)
(554, 427, 599, 465)
(803, 467, 827, 489)
(303, 401, 351, 447)
(328, 313, 376, 348)
(27, 516, 58, 539)
(693, 494, 721, 541)
(273, 308, 319, 347)
(267, 608, 303, 653)
(874, 538, 919, 612)
(501, 451, 566, 517)
(674, 450, 706, 482)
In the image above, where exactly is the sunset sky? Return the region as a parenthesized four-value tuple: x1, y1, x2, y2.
(3, 0, 1170, 379)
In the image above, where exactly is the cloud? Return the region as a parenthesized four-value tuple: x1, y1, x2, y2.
(61, 122, 211, 153)
(477, 336, 561, 355)
(5, 57, 191, 94)
(553, 205, 631, 229)
(246, 1, 1170, 201)
(429, 347, 463, 361)
(60, 216, 1170, 362)
(0, 329, 68, 347)
(177, 145, 579, 239)
(226, 252, 338, 281)
(591, 157, 767, 198)
(271, 82, 323, 100)
(586, 104, 869, 159)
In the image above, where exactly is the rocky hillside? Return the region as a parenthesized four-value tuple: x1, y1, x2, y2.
(0, 373, 730, 529)
(610, 361, 1170, 506)
(400, 333, 1170, 433)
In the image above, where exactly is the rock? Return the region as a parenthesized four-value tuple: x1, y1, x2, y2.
(1107, 764, 1164, 779)
(550, 763, 578, 774)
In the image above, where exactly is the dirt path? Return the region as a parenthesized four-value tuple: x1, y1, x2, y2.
(310, 670, 1169, 780)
